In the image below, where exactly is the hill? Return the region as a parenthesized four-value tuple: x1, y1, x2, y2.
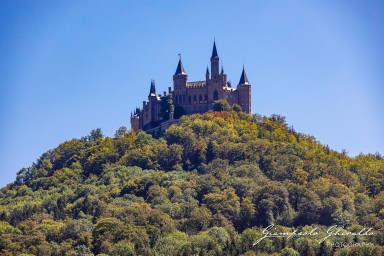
(1, 111, 383, 255)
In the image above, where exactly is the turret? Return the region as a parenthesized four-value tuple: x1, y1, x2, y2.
(237, 66, 251, 113)
(210, 39, 219, 79)
(173, 55, 187, 106)
(130, 107, 141, 132)
(206, 66, 210, 81)
(173, 56, 188, 89)
(220, 64, 227, 85)
(148, 79, 156, 97)
(238, 65, 249, 85)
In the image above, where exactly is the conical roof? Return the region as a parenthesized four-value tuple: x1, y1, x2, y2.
(174, 58, 186, 75)
(238, 66, 249, 85)
(211, 40, 218, 58)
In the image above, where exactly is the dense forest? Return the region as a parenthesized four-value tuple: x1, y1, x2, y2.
(1, 107, 383, 255)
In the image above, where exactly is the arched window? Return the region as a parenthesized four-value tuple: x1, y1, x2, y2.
(205, 94, 208, 102)
(194, 95, 197, 103)
(199, 95, 202, 103)
(213, 91, 219, 101)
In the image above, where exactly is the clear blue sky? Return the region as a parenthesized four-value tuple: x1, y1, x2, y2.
(1, 0, 383, 187)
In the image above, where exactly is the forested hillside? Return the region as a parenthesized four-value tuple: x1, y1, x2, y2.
(1, 110, 383, 255)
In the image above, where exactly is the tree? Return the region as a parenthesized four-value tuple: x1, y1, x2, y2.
(232, 104, 242, 112)
(238, 197, 255, 231)
(88, 128, 103, 141)
(154, 231, 190, 256)
(114, 126, 129, 139)
(160, 95, 175, 120)
(213, 100, 231, 111)
(295, 190, 322, 225)
(281, 247, 300, 256)
(109, 241, 136, 256)
(204, 188, 240, 221)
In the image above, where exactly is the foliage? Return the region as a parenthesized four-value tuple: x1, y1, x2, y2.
(160, 94, 175, 121)
(1, 112, 384, 255)
(213, 99, 231, 111)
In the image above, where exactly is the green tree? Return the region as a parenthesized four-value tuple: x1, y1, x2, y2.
(109, 241, 136, 256)
(213, 99, 231, 111)
(88, 128, 103, 141)
(281, 247, 300, 256)
(232, 103, 242, 112)
(204, 188, 240, 221)
(160, 94, 175, 120)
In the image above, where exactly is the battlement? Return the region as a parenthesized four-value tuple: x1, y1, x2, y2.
(187, 81, 206, 88)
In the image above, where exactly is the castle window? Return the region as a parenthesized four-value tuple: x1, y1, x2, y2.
(205, 94, 208, 102)
(193, 95, 196, 103)
(189, 95, 191, 104)
(199, 95, 202, 103)
(213, 91, 219, 101)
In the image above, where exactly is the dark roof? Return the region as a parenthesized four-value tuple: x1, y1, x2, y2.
(221, 66, 224, 74)
(211, 40, 218, 58)
(149, 79, 156, 96)
(206, 66, 210, 74)
(174, 58, 186, 75)
(238, 66, 249, 85)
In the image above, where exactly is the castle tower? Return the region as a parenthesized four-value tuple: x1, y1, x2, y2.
(237, 66, 251, 113)
(173, 56, 188, 106)
(148, 79, 156, 97)
(130, 108, 141, 132)
(206, 66, 210, 82)
(210, 40, 219, 79)
(219, 65, 227, 85)
(148, 79, 159, 123)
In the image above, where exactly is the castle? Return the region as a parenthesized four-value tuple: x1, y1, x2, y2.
(131, 40, 251, 134)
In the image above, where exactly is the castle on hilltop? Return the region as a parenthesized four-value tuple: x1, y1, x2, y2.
(131, 40, 251, 134)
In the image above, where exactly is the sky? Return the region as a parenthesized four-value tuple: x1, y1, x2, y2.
(1, 0, 383, 187)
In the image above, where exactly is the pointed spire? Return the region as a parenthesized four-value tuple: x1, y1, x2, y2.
(211, 39, 218, 58)
(238, 65, 249, 85)
(206, 66, 210, 74)
(149, 79, 156, 96)
(174, 54, 186, 75)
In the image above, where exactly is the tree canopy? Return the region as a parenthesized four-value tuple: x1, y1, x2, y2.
(1, 110, 383, 255)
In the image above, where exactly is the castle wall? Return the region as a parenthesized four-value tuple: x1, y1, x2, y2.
(183, 84, 209, 114)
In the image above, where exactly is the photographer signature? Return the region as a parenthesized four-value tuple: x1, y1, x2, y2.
(253, 224, 374, 245)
